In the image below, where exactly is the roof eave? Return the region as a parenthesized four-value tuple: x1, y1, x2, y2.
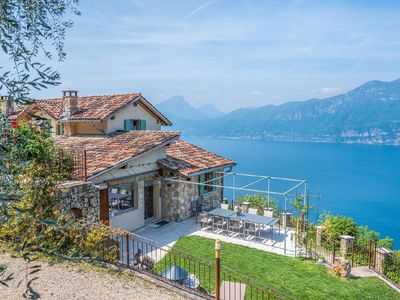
(185, 163, 236, 178)
(138, 95, 173, 126)
(87, 134, 180, 181)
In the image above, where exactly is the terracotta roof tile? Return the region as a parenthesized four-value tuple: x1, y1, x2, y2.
(54, 130, 180, 177)
(158, 140, 236, 177)
(35, 93, 140, 120)
(32, 93, 171, 125)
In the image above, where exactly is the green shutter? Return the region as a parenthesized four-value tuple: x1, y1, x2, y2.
(140, 120, 146, 130)
(124, 119, 130, 131)
(199, 174, 205, 196)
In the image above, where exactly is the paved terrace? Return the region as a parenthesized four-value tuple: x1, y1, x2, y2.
(133, 217, 297, 262)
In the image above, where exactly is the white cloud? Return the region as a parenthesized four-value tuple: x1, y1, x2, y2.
(186, 0, 218, 19)
(320, 87, 342, 94)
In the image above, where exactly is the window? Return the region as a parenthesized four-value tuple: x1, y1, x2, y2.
(108, 181, 137, 216)
(56, 123, 64, 135)
(124, 119, 147, 131)
(199, 172, 216, 196)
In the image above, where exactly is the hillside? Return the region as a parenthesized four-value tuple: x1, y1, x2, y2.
(169, 79, 400, 145)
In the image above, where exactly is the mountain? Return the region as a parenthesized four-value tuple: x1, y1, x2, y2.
(171, 79, 400, 145)
(156, 95, 225, 121)
(197, 103, 225, 118)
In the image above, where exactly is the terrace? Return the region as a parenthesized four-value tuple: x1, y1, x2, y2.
(134, 172, 310, 259)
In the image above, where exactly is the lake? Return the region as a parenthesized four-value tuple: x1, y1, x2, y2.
(185, 137, 400, 249)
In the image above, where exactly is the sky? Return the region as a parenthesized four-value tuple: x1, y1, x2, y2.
(23, 0, 400, 111)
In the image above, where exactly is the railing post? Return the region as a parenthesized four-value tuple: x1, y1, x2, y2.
(368, 240, 372, 269)
(83, 150, 87, 181)
(215, 239, 221, 300)
(125, 232, 130, 268)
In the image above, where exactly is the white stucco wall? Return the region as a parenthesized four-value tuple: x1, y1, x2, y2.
(110, 180, 145, 231)
(106, 102, 161, 133)
(91, 149, 166, 232)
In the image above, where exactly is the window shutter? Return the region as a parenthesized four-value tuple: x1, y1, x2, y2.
(199, 174, 205, 196)
(124, 119, 130, 131)
(131, 119, 136, 130)
(140, 119, 147, 130)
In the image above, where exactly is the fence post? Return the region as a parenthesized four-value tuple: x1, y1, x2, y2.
(368, 240, 372, 269)
(332, 240, 336, 265)
(125, 232, 130, 268)
(215, 239, 221, 300)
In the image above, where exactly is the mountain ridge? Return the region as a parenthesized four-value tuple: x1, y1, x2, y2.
(164, 79, 400, 145)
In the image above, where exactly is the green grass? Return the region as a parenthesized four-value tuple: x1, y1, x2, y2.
(165, 236, 400, 300)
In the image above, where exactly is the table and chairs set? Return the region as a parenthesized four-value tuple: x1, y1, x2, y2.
(198, 207, 280, 241)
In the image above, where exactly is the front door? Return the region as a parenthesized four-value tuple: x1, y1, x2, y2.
(144, 181, 154, 219)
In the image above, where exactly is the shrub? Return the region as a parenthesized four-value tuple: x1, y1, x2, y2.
(382, 252, 400, 285)
(237, 194, 277, 215)
(319, 213, 358, 242)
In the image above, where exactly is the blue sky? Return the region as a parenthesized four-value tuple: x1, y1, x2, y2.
(29, 0, 400, 111)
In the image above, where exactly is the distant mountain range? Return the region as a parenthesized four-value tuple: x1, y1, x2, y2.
(156, 95, 225, 120)
(158, 79, 400, 145)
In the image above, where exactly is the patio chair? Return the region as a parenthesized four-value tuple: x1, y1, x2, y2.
(248, 208, 258, 215)
(212, 216, 227, 232)
(243, 221, 260, 238)
(198, 213, 212, 228)
(228, 219, 243, 236)
(263, 209, 274, 217)
(221, 203, 229, 210)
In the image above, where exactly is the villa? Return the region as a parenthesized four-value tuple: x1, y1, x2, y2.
(8, 91, 236, 231)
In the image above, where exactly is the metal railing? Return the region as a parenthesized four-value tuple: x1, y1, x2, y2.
(113, 231, 294, 300)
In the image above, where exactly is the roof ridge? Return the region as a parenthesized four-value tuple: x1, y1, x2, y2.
(35, 92, 141, 101)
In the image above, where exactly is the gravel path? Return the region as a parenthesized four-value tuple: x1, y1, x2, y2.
(0, 253, 192, 300)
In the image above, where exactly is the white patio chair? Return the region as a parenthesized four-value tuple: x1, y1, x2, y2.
(243, 221, 260, 238)
(198, 213, 212, 228)
(228, 219, 243, 236)
(263, 210, 274, 217)
(248, 208, 258, 215)
(221, 203, 229, 210)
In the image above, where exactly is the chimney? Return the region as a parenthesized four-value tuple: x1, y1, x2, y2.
(62, 90, 78, 117)
(0, 95, 14, 116)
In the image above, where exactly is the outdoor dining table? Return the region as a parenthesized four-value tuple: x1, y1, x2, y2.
(207, 208, 236, 218)
(231, 213, 280, 239)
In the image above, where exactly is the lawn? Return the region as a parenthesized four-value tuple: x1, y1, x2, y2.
(166, 236, 400, 300)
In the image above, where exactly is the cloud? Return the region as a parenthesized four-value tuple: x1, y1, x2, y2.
(250, 91, 262, 95)
(186, 0, 218, 19)
(320, 87, 342, 94)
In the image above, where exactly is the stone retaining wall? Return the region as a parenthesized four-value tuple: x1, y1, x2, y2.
(57, 181, 100, 223)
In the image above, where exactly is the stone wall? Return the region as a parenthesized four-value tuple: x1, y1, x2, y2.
(162, 173, 224, 222)
(57, 181, 100, 223)
(202, 186, 223, 210)
(163, 177, 198, 221)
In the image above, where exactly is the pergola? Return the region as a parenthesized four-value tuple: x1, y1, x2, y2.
(165, 171, 309, 211)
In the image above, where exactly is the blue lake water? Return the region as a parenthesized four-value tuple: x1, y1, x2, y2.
(185, 137, 400, 249)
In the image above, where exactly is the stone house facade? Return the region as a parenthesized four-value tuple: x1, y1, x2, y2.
(12, 91, 236, 232)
